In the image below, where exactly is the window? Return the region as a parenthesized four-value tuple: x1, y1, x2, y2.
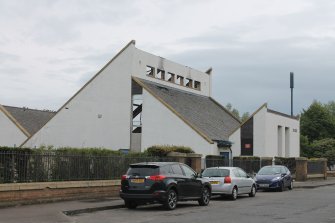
(237, 168, 247, 178)
(176, 75, 184, 86)
(171, 164, 183, 175)
(156, 69, 165, 80)
(160, 165, 174, 175)
(185, 78, 193, 88)
(194, 81, 201, 90)
(166, 72, 175, 83)
(181, 164, 196, 177)
(146, 65, 155, 77)
(233, 169, 240, 177)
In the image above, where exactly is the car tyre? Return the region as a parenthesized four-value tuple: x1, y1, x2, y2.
(198, 186, 210, 206)
(288, 180, 293, 190)
(231, 187, 238, 200)
(164, 189, 178, 210)
(249, 185, 256, 197)
(124, 200, 137, 209)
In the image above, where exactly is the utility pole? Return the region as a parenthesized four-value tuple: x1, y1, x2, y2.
(290, 72, 294, 116)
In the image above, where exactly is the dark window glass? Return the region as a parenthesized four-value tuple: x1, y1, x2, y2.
(181, 165, 196, 177)
(127, 166, 159, 176)
(202, 169, 230, 177)
(160, 165, 174, 175)
(171, 164, 183, 175)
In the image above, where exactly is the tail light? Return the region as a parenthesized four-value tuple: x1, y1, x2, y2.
(148, 175, 166, 181)
(224, 176, 232, 184)
(121, 175, 128, 181)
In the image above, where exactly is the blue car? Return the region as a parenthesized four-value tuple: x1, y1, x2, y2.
(255, 165, 293, 191)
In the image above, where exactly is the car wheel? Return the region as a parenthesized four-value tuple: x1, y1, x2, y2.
(288, 180, 293, 190)
(278, 181, 285, 192)
(231, 187, 238, 200)
(198, 186, 210, 206)
(124, 200, 137, 209)
(164, 189, 178, 210)
(249, 185, 256, 197)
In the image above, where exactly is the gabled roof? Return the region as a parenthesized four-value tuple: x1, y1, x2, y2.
(228, 103, 300, 136)
(1, 105, 56, 136)
(133, 77, 241, 143)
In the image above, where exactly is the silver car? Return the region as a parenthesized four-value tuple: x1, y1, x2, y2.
(202, 167, 256, 200)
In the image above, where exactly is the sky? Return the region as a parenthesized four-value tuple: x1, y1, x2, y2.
(0, 0, 334, 116)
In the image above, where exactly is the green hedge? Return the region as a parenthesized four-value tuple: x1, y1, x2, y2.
(146, 145, 194, 157)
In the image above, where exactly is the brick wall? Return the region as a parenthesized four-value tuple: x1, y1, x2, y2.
(0, 180, 121, 207)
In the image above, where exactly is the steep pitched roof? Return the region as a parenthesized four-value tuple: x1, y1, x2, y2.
(2, 106, 56, 136)
(133, 77, 241, 143)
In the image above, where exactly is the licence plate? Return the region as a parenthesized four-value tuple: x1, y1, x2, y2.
(259, 184, 269, 187)
(210, 181, 220, 185)
(131, 179, 145, 183)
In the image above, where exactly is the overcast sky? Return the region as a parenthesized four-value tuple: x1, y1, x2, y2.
(1, 0, 334, 116)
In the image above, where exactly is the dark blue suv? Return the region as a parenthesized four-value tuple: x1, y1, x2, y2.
(120, 162, 211, 210)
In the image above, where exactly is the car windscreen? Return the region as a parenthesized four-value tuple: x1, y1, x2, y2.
(127, 165, 159, 176)
(258, 166, 282, 175)
(202, 169, 230, 177)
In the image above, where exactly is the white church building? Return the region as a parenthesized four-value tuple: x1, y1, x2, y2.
(0, 105, 55, 147)
(22, 40, 241, 156)
(229, 103, 300, 157)
(20, 41, 300, 158)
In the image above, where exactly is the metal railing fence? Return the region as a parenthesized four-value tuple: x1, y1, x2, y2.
(0, 151, 176, 183)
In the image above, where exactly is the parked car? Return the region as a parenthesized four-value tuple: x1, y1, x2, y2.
(201, 167, 257, 200)
(119, 162, 211, 210)
(254, 165, 293, 191)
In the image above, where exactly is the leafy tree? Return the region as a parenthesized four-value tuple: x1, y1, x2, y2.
(241, 112, 250, 122)
(300, 101, 335, 142)
(225, 103, 249, 121)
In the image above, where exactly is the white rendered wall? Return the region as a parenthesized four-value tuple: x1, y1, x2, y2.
(264, 112, 300, 157)
(229, 129, 241, 157)
(0, 111, 27, 147)
(132, 48, 211, 97)
(253, 107, 267, 156)
(24, 44, 136, 149)
(141, 90, 215, 156)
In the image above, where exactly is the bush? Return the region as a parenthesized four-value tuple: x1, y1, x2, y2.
(146, 145, 194, 157)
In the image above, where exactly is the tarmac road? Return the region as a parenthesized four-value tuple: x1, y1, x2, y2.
(1, 185, 335, 223)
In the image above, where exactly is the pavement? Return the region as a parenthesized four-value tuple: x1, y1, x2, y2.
(0, 177, 334, 223)
(293, 176, 335, 188)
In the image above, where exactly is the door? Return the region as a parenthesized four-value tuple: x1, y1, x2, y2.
(237, 168, 252, 193)
(180, 164, 202, 197)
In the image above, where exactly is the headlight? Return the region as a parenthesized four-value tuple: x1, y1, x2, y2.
(272, 176, 281, 181)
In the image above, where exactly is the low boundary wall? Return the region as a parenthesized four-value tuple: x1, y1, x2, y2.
(0, 180, 120, 207)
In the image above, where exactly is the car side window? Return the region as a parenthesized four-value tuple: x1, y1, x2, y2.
(181, 164, 196, 178)
(238, 169, 247, 178)
(160, 165, 174, 175)
(281, 167, 286, 174)
(284, 166, 290, 174)
(171, 164, 184, 176)
(233, 169, 240, 177)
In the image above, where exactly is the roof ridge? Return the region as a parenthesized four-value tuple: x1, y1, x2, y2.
(3, 105, 56, 113)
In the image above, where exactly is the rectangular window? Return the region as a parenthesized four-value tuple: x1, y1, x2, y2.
(176, 75, 184, 86)
(156, 69, 165, 80)
(185, 78, 193, 88)
(146, 65, 155, 77)
(194, 81, 201, 90)
(167, 72, 175, 83)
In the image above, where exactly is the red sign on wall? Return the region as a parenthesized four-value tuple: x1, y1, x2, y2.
(245, 144, 251, 149)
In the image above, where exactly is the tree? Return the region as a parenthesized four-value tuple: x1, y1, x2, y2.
(300, 101, 335, 142)
(241, 112, 250, 122)
(225, 103, 249, 121)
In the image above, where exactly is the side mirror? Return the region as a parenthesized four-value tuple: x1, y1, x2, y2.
(246, 174, 251, 178)
(281, 173, 287, 177)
